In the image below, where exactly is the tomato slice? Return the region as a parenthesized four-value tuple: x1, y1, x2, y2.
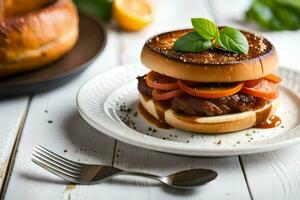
(244, 74, 281, 88)
(245, 79, 262, 87)
(264, 74, 282, 83)
(152, 89, 184, 101)
(146, 71, 178, 91)
(177, 80, 244, 99)
(241, 79, 279, 99)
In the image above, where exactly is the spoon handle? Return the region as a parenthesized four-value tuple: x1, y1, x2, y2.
(119, 171, 161, 181)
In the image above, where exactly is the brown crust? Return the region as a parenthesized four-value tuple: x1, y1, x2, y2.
(141, 29, 279, 82)
(0, 0, 79, 77)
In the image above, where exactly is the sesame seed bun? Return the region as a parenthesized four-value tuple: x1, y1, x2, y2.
(141, 29, 279, 82)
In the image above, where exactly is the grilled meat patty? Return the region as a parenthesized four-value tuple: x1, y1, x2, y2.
(171, 94, 259, 117)
(137, 76, 266, 117)
(137, 76, 153, 96)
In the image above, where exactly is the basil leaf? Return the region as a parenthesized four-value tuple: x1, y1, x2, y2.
(191, 18, 219, 40)
(216, 27, 249, 54)
(172, 31, 212, 53)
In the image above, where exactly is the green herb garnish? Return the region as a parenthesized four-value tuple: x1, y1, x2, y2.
(216, 27, 249, 54)
(173, 32, 211, 53)
(173, 18, 249, 54)
(191, 18, 219, 40)
(246, 0, 300, 31)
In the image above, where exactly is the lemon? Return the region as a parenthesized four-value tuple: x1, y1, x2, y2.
(112, 0, 153, 31)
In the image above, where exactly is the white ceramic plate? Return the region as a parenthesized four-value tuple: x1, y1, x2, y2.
(76, 63, 300, 156)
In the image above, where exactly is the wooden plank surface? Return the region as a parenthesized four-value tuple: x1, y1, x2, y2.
(110, 1, 251, 200)
(113, 142, 250, 200)
(4, 29, 119, 200)
(3, 0, 253, 199)
(210, 1, 300, 199)
(240, 148, 300, 200)
(0, 97, 29, 195)
(5, 0, 300, 199)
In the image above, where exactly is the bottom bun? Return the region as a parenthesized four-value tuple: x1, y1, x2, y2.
(139, 94, 279, 134)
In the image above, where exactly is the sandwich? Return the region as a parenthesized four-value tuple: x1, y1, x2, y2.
(137, 18, 281, 134)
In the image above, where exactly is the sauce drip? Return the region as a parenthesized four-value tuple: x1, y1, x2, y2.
(255, 102, 273, 125)
(256, 115, 281, 129)
(138, 103, 172, 129)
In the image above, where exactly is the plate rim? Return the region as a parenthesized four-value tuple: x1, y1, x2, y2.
(76, 64, 300, 156)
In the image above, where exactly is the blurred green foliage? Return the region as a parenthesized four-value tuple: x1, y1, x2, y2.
(73, 0, 113, 21)
(246, 0, 300, 31)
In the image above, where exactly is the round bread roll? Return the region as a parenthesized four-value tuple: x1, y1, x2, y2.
(141, 29, 279, 82)
(139, 94, 279, 134)
(0, 0, 79, 77)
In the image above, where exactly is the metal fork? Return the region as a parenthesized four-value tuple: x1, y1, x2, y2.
(31, 145, 217, 189)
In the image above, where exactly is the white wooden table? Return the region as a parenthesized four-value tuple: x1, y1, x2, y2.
(1, 0, 300, 199)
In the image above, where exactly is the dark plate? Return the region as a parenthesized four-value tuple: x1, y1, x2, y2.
(0, 14, 106, 96)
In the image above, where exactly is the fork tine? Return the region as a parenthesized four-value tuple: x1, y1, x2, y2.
(34, 147, 82, 172)
(36, 145, 83, 168)
(33, 150, 82, 174)
(31, 154, 82, 183)
(31, 152, 82, 177)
